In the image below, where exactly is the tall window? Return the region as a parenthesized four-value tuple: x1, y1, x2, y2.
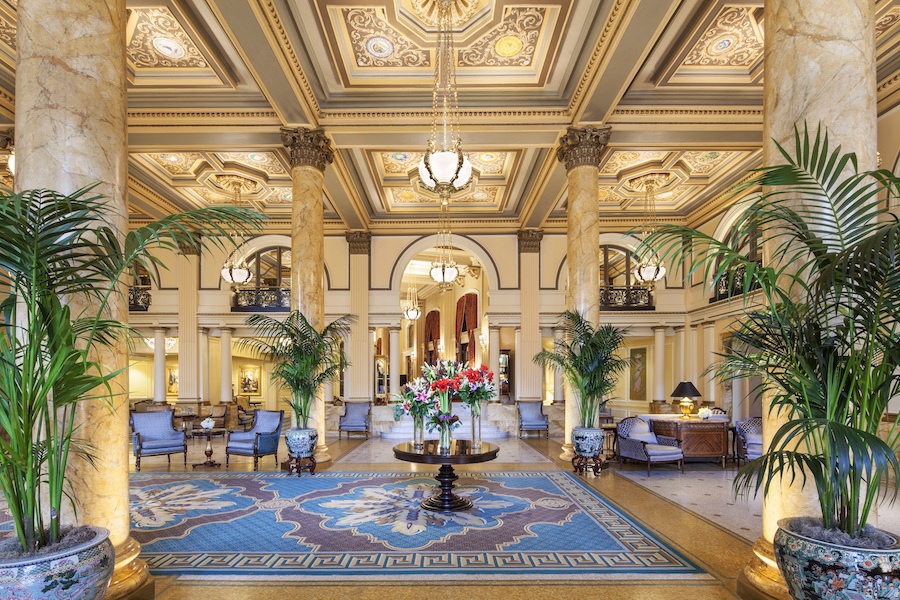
(599, 245, 653, 310)
(232, 246, 292, 312)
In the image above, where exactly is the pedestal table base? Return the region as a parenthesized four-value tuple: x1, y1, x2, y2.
(421, 464, 473, 512)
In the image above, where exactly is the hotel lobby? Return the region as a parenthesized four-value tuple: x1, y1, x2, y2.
(1, 0, 899, 598)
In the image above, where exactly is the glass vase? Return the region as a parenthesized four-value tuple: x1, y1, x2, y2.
(438, 422, 451, 454)
(470, 401, 482, 451)
(412, 414, 425, 450)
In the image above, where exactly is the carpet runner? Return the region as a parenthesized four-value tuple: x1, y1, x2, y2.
(128, 471, 707, 580)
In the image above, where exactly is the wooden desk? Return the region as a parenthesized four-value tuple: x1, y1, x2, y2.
(651, 419, 728, 468)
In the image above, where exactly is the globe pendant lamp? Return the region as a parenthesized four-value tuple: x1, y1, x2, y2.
(632, 174, 667, 285)
(221, 252, 252, 285)
(417, 0, 472, 199)
(402, 284, 421, 320)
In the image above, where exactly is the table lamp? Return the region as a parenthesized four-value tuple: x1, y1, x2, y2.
(671, 381, 701, 419)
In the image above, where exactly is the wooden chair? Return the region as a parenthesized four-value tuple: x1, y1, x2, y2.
(617, 417, 684, 476)
(225, 410, 284, 471)
(339, 401, 371, 439)
(131, 410, 187, 472)
(517, 401, 549, 438)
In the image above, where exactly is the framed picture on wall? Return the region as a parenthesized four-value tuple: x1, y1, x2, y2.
(166, 366, 179, 396)
(239, 366, 261, 396)
(629, 348, 647, 401)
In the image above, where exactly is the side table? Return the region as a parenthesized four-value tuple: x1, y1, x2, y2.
(192, 427, 225, 468)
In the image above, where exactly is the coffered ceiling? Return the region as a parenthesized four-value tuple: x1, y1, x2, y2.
(0, 0, 897, 234)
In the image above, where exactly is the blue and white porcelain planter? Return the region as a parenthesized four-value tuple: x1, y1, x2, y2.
(0, 525, 113, 599)
(774, 517, 900, 600)
(571, 426, 604, 458)
(285, 427, 318, 458)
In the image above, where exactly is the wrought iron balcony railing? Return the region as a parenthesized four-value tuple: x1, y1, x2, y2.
(599, 285, 653, 310)
(128, 286, 151, 311)
(232, 287, 291, 312)
(709, 259, 763, 303)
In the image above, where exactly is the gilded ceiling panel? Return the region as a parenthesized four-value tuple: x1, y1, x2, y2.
(342, 7, 429, 68)
(599, 151, 669, 175)
(387, 185, 499, 205)
(0, 15, 14, 52)
(126, 8, 208, 69)
(458, 7, 545, 68)
(145, 152, 204, 176)
(681, 7, 763, 68)
(876, 6, 900, 37)
(680, 150, 736, 175)
(214, 152, 289, 177)
(377, 150, 510, 178)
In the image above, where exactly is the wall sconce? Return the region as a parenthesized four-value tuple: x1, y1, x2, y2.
(671, 381, 701, 419)
(478, 332, 488, 353)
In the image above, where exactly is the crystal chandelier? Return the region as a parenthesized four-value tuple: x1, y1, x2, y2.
(632, 174, 667, 284)
(417, 0, 472, 203)
(430, 205, 459, 288)
(401, 284, 421, 320)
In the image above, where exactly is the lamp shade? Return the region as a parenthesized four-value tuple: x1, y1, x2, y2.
(671, 381, 701, 398)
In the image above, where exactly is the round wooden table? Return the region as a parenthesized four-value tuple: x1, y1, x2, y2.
(192, 427, 225, 468)
(393, 440, 499, 512)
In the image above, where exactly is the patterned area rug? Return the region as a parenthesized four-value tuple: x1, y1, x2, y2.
(130, 471, 708, 580)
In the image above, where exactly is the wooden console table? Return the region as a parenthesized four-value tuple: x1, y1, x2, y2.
(651, 419, 728, 468)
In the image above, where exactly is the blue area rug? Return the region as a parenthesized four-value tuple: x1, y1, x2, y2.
(129, 471, 707, 580)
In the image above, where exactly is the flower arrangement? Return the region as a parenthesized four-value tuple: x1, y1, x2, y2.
(421, 360, 461, 437)
(697, 407, 712, 421)
(200, 417, 216, 430)
(456, 364, 495, 417)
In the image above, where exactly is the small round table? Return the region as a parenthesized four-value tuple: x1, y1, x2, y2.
(192, 427, 225, 468)
(393, 440, 499, 512)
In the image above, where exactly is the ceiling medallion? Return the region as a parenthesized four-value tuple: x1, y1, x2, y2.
(411, 0, 480, 27)
(151, 36, 186, 59)
(494, 35, 523, 57)
(366, 36, 395, 58)
(215, 174, 258, 204)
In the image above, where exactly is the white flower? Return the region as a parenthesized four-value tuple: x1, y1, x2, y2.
(697, 407, 712, 420)
(201, 417, 215, 429)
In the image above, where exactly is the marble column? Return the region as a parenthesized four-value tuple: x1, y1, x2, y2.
(153, 328, 167, 403)
(15, 0, 151, 596)
(177, 246, 200, 408)
(220, 328, 234, 404)
(556, 125, 610, 456)
(673, 326, 685, 384)
(282, 127, 334, 461)
(553, 326, 565, 404)
(489, 326, 501, 402)
(518, 230, 543, 403)
(702, 321, 716, 406)
(514, 328, 522, 402)
(199, 327, 210, 405)
(389, 326, 401, 399)
(739, 2, 878, 598)
(653, 326, 667, 403)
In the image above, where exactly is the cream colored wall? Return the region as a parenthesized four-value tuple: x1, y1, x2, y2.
(128, 357, 152, 400)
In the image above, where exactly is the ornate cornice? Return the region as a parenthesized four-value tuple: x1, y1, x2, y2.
(0, 127, 12, 149)
(568, 0, 627, 114)
(556, 125, 611, 170)
(127, 109, 280, 124)
(517, 229, 543, 253)
(345, 231, 372, 254)
(281, 127, 334, 172)
(177, 240, 201, 255)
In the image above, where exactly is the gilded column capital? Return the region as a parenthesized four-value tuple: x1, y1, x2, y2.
(517, 229, 543, 253)
(346, 231, 372, 254)
(0, 128, 13, 149)
(281, 127, 334, 172)
(556, 125, 611, 170)
(177, 240, 201, 255)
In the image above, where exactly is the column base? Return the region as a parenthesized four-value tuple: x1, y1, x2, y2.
(736, 539, 790, 600)
(314, 443, 332, 464)
(559, 442, 574, 460)
(107, 537, 154, 600)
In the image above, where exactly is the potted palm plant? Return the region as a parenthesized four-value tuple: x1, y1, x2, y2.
(645, 124, 900, 599)
(533, 310, 629, 470)
(0, 187, 261, 598)
(241, 311, 352, 465)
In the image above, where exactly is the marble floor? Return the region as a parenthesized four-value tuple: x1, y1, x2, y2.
(136, 434, 757, 599)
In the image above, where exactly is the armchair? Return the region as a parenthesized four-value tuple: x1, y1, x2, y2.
(617, 417, 684, 476)
(517, 401, 549, 438)
(225, 409, 284, 471)
(735, 417, 763, 465)
(131, 410, 187, 472)
(203, 404, 228, 429)
(339, 401, 371, 439)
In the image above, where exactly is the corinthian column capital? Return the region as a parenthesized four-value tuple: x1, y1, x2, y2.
(556, 125, 611, 170)
(281, 127, 334, 171)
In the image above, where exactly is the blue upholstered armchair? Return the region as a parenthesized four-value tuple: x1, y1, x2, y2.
(225, 410, 284, 471)
(339, 402, 371, 439)
(617, 417, 684, 476)
(735, 417, 763, 466)
(131, 410, 187, 472)
(517, 401, 549, 438)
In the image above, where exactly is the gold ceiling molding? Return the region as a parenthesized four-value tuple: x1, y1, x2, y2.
(127, 175, 189, 216)
(608, 107, 763, 124)
(145, 152, 204, 176)
(0, 14, 14, 51)
(567, 0, 627, 114)
(407, 0, 483, 27)
(215, 152, 289, 177)
(257, 0, 322, 125)
(875, 6, 900, 37)
(126, 109, 280, 125)
(458, 7, 545, 68)
(317, 106, 571, 124)
(680, 150, 731, 175)
(599, 150, 668, 175)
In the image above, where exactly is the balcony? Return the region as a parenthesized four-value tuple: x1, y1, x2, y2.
(128, 286, 151, 311)
(232, 287, 291, 312)
(709, 260, 762, 303)
(599, 286, 653, 311)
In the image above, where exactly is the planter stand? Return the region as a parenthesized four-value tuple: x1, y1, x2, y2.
(287, 454, 316, 476)
(572, 453, 602, 475)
